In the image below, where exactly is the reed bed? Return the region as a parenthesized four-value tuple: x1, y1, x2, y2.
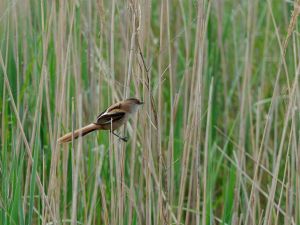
(0, 0, 299, 224)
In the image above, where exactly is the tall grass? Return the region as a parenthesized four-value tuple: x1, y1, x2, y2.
(0, 0, 299, 224)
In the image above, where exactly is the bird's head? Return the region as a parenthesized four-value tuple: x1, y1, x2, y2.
(124, 97, 144, 113)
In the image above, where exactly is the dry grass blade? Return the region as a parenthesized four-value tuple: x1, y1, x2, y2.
(1, 0, 299, 224)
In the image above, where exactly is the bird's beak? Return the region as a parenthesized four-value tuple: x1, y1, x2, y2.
(139, 101, 144, 105)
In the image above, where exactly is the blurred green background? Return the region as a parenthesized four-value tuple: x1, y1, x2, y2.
(0, 0, 299, 224)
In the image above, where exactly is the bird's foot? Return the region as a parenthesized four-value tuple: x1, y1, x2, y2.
(120, 136, 128, 142)
(111, 131, 128, 142)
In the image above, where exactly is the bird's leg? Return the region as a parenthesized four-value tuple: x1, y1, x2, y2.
(111, 131, 128, 142)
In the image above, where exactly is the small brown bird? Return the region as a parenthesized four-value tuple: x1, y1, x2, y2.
(57, 98, 143, 143)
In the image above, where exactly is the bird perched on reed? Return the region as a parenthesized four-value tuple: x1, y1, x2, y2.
(57, 98, 143, 143)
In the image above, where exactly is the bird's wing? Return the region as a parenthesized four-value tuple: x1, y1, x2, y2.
(96, 102, 121, 120)
(96, 109, 107, 121)
(96, 109, 126, 125)
(106, 102, 121, 112)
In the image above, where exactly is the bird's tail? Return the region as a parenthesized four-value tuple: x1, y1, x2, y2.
(57, 123, 99, 143)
